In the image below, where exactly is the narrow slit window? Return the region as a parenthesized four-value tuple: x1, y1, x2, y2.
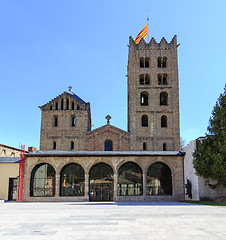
(53, 141, 56, 150)
(157, 57, 162, 68)
(55, 102, 58, 110)
(71, 141, 74, 150)
(66, 99, 69, 110)
(145, 57, 149, 68)
(143, 142, 147, 150)
(163, 143, 167, 151)
(72, 102, 75, 110)
(54, 116, 58, 127)
(162, 57, 167, 68)
(50, 106, 52, 110)
(145, 74, 150, 85)
(163, 74, 167, 84)
(72, 116, 75, 127)
(61, 99, 64, 110)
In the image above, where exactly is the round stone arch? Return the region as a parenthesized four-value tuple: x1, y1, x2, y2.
(30, 162, 56, 197)
(87, 159, 116, 175)
(58, 160, 87, 175)
(89, 162, 114, 201)
(59, 162, 85, 197)
(117, 161, 143, 196)
(146, 161, 173, 196)
(116, 159, 143, 173)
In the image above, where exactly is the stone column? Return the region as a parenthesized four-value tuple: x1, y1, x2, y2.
(55, 174, 60, 197)
(85, 174, 89, 200)
(113, 173, 118, 201)
(143, 172, 147, 199)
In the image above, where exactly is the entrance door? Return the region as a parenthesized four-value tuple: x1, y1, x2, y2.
(8, 178, 18, 201)
(93, 185, 111, 201)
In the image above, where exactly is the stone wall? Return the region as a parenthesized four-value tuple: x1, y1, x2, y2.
(23, 153, 184, 202)
(127, 36, 180, 151)
(86, 124, 130, 151)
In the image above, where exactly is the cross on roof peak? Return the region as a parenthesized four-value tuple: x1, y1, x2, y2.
(105, 115, 111, 124)
(68, 86, 72, 92)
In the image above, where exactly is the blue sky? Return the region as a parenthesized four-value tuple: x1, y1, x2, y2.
(0, 0, 225, 150)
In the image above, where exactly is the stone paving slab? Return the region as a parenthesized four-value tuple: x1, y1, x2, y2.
(0, 202, 226, 240)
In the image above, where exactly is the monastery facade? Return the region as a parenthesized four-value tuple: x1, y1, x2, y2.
(23, 35, 185, 202)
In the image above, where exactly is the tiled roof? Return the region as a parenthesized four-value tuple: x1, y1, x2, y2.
(27, 150, 185, 157)
(0, 157, 20, 163)
(67, 91, 87, 104)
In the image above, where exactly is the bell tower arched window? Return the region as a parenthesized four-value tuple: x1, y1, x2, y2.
(141, 92, 149, 106)
(141, 115, 148, 127)
(140, 57, 144, 68)
(160, 92, 168, 106)
(145, 57, 150, 68)
(161, 115, 167, 128)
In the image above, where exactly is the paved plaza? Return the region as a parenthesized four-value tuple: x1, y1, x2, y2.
(0, 201, 226, 240)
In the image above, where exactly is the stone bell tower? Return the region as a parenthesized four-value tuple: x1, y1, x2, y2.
(127, 36, 180, 151)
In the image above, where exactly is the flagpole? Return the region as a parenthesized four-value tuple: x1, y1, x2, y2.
(147, 9, 149, 42)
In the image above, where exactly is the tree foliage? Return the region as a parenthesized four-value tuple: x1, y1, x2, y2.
(193, 85, 226, 187)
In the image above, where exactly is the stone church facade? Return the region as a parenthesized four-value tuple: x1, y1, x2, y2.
(23, 35, 185, 202)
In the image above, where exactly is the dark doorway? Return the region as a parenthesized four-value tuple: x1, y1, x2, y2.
(8, 178, 18, 201)
(89, 163, 114, 201)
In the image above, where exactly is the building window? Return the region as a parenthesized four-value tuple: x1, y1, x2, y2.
(77, 105, 80, 110)
(118, 162, 143, 196)
(104, 140, 113, 151)
(53, 141, 56, 150)
(55, 102, 58, 110)
(71, 141, 74, 150)
(66, 99, 69, 110)
(147, 162, 172, 195)
(140, 74, 144, 85)
(160, 92, 168, 106)
(158, 74, 168, 85)
(71, 102, 75, 110)
(61, 99, 64, 110)
(54, 116, 58, 127)
(162, 57, 167, 68)
(145, 57, 150, 68)
(141, 92, 149, 106)
(140, 57, 144, 68)
(143, 142, 147, 150)
(145, 74, 150, 85)
(141, 115, 148, 127)
(60, 163, 85, 196)
(11, 152, 15, 157)
(2, 149, 6, 155)
(50, 106, 52, 110)
(140, 74, 150, 85)
(30, 163, 55, 197)
(157, 57, 167, 68)
(163, 143, 167, 151)
(161, 115, 167, 128)
(71, 116, 75, 127)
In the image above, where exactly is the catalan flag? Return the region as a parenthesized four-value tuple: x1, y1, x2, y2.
(135, 23, 148, 44)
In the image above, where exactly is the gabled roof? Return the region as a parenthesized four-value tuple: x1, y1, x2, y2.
(87, 124, 130, 136)
(67, 91, 86, 105)
(40, 90, 87, 108)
